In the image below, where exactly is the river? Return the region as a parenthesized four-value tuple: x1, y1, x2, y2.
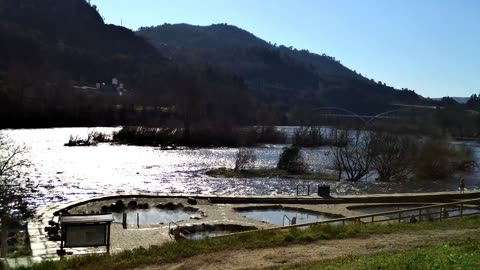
(3, 127, 480, 205)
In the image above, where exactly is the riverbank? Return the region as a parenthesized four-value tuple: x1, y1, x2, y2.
(205, 167, 338, 181)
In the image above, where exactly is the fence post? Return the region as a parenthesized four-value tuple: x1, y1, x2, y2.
(398, 212, 401, 223)
(460, 204, 464, 218)
(122, 213, 127, 229)
(419, 209, 422, 222)
(307, 185, 310, 196)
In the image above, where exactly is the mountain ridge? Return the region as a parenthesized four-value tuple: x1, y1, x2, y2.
(137, 23, 423, 115)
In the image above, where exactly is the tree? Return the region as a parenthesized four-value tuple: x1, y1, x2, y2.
(370, 132, 417, 181)
(331, 130, 375, 182)
(234, 148, 256, 171)
(0, 133, 37, 257)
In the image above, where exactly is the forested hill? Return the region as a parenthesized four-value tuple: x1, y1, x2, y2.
(138, 23, 360, 79)
(2, 0, 157, 57)
(138, 24, 423, 115)
(0, 0, 254, 128)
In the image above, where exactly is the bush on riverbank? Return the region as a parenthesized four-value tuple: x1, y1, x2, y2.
(255, 126, 288, 144)
(234, 148, 256, 171)
(112, 126, 181, 147)
(64, 131, 111, 146)
(277, 146, 307, 174)
(111, 126, 287, 147)
(329, 128, 476, 181)
(415, 139, 476, 180)
(293, 126, 348, 147)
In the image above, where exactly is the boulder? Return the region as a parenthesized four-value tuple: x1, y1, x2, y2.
(110, 201, 126, 213)
(163, 202, 176, 210)
(101, 205, 111, 213)
(127, 201, 138, 210)
(183, 206, 198, 212)
(138, 203, 150, 209)
(187, 197, 197, 205)
(115, 200, 126, 211)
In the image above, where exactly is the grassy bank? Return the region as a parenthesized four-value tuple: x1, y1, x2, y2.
(205, 168, 338, 181)
(15, 216, 480, 270)
(273, 236, 480, 270)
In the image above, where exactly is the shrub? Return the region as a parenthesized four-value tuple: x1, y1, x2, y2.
(255, 126, 288, 144)
(293, 126, 324, 147)
(370, 132, 418, 181)
(112, 126, 181, 146)
(277, 146, 306, 174)
(414, 139, 474, 180)
(234, 148, 256, 171)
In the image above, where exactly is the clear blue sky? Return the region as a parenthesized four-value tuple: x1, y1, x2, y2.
(90, 0, 480, 98)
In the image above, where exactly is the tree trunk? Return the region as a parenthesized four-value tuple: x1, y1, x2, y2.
(1, 215, 8, 257)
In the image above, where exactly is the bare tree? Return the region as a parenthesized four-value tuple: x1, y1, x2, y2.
(0, 133, 37, 257)
(370, 132, 418, 181)
(328, 128, 351, 180)
(234, 148, 256, 171)
(331, 130, 375, 182)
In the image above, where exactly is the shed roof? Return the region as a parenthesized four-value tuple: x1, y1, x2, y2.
(59, 214, 114, 224)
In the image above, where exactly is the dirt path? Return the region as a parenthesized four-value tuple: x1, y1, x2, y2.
(136, 228, 480, 270)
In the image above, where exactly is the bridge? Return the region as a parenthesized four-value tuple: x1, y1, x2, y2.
(310, 105, 438, 125)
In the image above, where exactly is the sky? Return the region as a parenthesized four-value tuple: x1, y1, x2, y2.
(89, 0, 480, 98)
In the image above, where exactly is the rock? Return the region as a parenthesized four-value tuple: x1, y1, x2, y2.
(163, 202, 176, 210)
(155, 203, 164, 209)
(116, 200, 126, 211)
(176, 203, 184, 209)
(127, 201, 138, 210)
(190, 215, 201, 220)
(183, 206, 197, 212)
(138, 203, 149, 209)
(101, 205, 111, 213)
(110, 200, 126, 213)
(187, 197, 197, 205)
(196, 210, 207, 217)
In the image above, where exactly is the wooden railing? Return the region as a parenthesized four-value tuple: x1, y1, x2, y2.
(215, 198, 480, 238)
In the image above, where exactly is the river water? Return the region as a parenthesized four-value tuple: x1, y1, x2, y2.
(3, 127, 480, 205)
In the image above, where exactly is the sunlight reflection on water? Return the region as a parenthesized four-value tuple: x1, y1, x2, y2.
(3, 127, 480, 205)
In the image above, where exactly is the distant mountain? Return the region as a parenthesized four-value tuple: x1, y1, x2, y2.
(137, 23, 423, 115)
